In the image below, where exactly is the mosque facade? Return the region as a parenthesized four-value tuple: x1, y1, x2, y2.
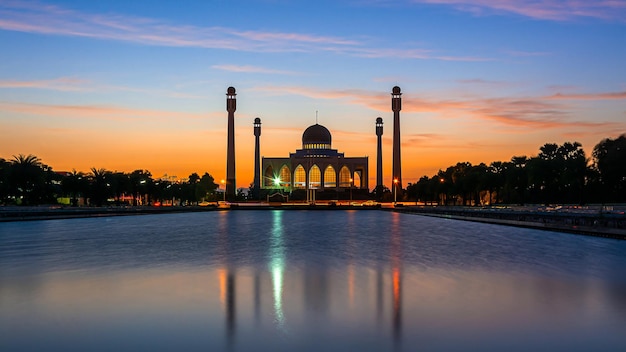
(261, 123, 368, 198)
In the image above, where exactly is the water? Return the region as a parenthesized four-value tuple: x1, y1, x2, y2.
(1, 210, 625, 351)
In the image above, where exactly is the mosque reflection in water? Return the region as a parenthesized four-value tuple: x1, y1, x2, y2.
(215, 210, 403, 348)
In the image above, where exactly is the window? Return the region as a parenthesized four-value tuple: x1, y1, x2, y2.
(279, 165, 291, 188)
(309, 165, 321, 188)
(324, 166, 336, 188)
(339, 166, 351, 187)
(264, 166, 274, 187)
(294, 165, 306, 189)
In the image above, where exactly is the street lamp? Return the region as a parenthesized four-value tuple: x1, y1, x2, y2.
(221, 179, 225, 201)
(393, 178, 398, 205)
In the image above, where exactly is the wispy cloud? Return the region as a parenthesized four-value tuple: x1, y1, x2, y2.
(254, 84, 625, 130)
(412, 0, 626, 21)
(547, 91, 626, 100)
(211, 64, 303, 75)
(0, 0, 488, 61)
(0, 77, 206, 99)
(0, 77, 90, 91)
(0, 101, 213, 122)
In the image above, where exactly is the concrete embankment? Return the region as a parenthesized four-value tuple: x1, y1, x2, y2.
(389, 206, 626, 240)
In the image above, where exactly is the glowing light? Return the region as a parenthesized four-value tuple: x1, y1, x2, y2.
(272, 265, 284, 324)
(269, 210, 286, 330)
(273, 177, 281, 186)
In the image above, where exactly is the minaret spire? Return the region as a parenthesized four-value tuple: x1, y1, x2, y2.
(376, 117, 384, 199)
(253, 117, 261, 199)
(226, 87, 237, 201)
(391, 86, 402, 195)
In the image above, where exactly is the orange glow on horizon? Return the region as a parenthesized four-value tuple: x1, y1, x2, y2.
(3, 98, 622, 190)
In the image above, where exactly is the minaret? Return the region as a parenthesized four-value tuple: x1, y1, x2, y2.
(226, 87, 236, 200)
(253, 117, 261, 199)
(391, 86, 402, 193)
(376, 117, 384, 197)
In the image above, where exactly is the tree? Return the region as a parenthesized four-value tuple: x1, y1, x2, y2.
(593, 134, 626, 202)
(108, 172, 130, 204)
(89, 168, 111, 206)
(196, 172, 218, 202)
(0, 158, 9, 204)
(61, 170, 88, 206)
(129, 170, 153, 206)
(9, 154, 48, 205)
(489, 161, 506, 204)
(558, 142, 587, 204)
(506, 156, 528, 205)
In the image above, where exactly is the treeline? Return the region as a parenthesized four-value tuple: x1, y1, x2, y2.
(0, 154, 220, 206)
(2, 134, 625, 206)
(406, 134, 626, 205)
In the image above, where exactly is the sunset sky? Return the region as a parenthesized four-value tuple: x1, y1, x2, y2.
(1, 0, 625, 189)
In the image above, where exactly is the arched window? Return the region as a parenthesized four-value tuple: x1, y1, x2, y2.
(294, 165, 306, 189)
(264, 166, 274, 187)
(353, 172, 361, 189)
(339, 166, 351, 187)
(279, 165, 291, 188)
(309, 165, 321, 189)
(324, 165, 336, 188)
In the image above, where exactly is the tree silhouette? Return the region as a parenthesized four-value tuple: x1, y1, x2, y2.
(89, 167, 111, 206)
(593, 134, 626, 202)
(61, 170, 88, 206)
(0, 158, 9, 204)
(9, 154, 48, 205)
(3, 133, 625, 206)
(129, 170, 152, 205)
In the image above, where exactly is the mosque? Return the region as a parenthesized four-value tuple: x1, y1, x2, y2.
(261, 123, 369, 201)
(224, 86, 403, 201)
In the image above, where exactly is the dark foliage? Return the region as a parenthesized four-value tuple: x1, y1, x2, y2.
(405, 135, 625, 205)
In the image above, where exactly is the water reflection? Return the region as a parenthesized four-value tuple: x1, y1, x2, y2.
(270, 210, 286, 331)
(390, 212, 402, 346)
(2, 210, 626, 351)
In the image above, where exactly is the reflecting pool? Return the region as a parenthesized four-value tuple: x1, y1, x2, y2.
(1, 210, 626, 351)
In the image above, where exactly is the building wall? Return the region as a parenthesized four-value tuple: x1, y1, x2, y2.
(262, 156, 368, 191)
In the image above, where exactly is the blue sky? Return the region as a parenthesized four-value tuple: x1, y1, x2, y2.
(1, 0, 625, 188)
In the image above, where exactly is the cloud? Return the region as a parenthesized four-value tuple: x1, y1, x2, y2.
(0, 77, 206, 99)
(411, 0, 626, 21)
(211, 65, 303, 75)
(547, 91, 626, 100)
(0, 77, 90, 91)
(0, 101, 212, 122)
(0, 0, 488, 61)
(254, 84, 625, 130)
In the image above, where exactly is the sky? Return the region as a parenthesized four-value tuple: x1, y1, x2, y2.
(1, 0, 625, 189)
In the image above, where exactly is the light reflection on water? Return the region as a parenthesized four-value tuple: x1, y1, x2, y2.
(1, 210, 626, 351)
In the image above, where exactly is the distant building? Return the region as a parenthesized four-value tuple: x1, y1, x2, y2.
(261, 123, 368, 201)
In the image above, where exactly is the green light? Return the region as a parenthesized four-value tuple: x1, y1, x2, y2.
(273, 177, 281, 186)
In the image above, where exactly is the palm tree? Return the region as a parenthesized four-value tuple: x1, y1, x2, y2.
(89, 167, 111, 206)
(62, 169, 87, 206)
(9, 154, 46, 205)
